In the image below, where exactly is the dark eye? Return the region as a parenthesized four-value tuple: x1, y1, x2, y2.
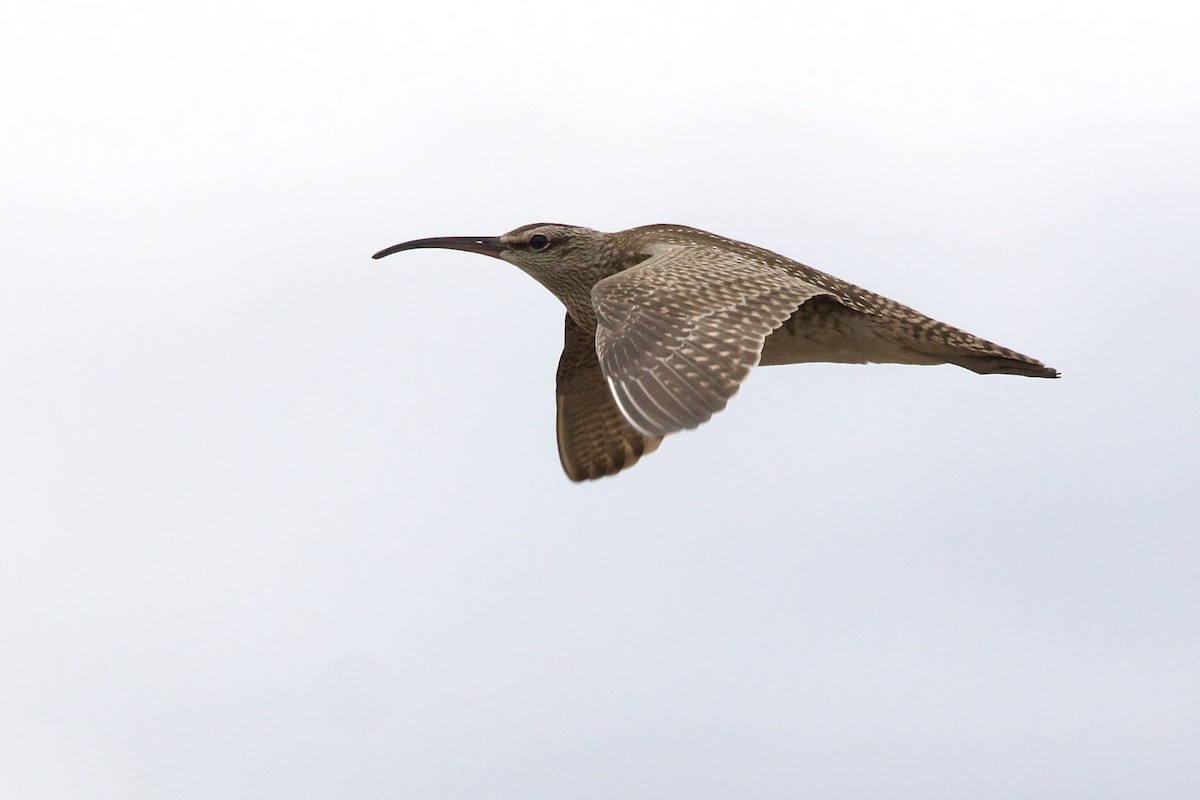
(528, 234, 549, 251)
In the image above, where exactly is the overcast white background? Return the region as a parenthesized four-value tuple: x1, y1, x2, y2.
(2, 1, 1197, 797)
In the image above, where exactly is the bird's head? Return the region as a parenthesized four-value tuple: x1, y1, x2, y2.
(373, 223, 618, 311)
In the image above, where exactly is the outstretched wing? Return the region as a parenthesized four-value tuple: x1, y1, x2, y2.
(592, 243, 827, 438)
(556, 313, 661, 481)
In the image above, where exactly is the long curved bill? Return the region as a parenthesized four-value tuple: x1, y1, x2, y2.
(372, 236, 506, 260)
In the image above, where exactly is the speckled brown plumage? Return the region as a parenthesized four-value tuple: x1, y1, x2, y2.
(373, 223, 1058, 481)
(555, 314, 660, 481)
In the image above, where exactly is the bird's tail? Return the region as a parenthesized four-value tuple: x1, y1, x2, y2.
(944, 352, 1060, 378)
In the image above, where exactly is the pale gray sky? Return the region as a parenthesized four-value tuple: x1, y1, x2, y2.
(2, 1, 1198, 797)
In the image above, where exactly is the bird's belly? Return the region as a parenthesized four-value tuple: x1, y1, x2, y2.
(758, 300, 942, 367)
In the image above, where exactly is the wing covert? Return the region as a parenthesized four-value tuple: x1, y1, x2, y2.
(592, 243, 827, 438)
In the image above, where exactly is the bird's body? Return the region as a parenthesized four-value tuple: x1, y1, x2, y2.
(373, 223, 1057, 481)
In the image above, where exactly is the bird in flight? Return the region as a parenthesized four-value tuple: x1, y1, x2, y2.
(373, 223, 1057, 481)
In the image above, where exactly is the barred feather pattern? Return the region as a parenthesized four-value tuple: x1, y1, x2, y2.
(592, 242, 827, 438)
(555, 313, 660, 481)
(625, 226, 1058, 378)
